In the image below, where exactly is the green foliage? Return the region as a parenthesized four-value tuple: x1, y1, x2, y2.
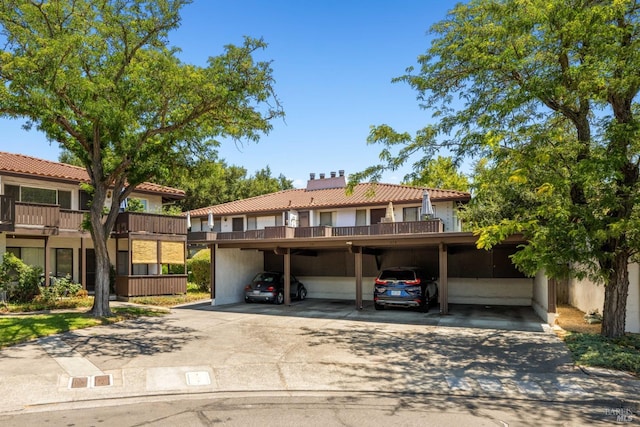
(38, 275, 82, 303)
(355, 0, 640, 337)
(124, 198, 145, 213)
(563, 332, 640, 376)
(187, 249, 211, 292)
(404, 156, 469, 191)
(0, 253, 42, 303)
(0, 0, 283, 316)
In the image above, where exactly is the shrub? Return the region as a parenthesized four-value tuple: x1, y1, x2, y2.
(39, 275, 82, 302)
(187, 249, 210, 292)
(0, 253, 42, 303)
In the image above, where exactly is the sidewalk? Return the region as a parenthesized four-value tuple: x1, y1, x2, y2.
(0, 301, 638, 415)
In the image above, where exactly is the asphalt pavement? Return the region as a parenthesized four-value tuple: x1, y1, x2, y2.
(0, 299, 638, 424)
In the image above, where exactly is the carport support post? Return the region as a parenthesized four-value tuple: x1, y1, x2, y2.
(439, 243, 448, 314)
(284, 247, 291, 305)
(209, 244, 216, 304)
(354, 246, 363, 310)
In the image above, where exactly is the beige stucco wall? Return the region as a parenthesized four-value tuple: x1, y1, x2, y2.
(448, 277, 533, 306)
(298, 276, 377, 300)
(213, 247, 263, 305)
(568, 263, 640, 333)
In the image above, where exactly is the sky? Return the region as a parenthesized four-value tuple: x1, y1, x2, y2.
(0, 0, 461, 189)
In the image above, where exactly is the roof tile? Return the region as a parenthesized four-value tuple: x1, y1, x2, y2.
(188, 183, 470, 217)
(0, 152, 184, 197)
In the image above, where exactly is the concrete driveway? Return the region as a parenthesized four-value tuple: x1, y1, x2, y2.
(0, 299, 637, 416)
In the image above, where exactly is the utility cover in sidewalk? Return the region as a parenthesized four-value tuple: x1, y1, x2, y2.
(69, 377, 89, 389)
(93, 374, 112, 387)
(186, 371, 211, 386)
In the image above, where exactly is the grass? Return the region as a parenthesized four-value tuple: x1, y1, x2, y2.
(556, 304, 640, 376)
(0, 305, 166, 349)
(0, 284, 208, 348)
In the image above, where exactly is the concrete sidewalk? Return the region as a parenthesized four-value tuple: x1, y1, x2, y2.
(0, 301, 638, 416)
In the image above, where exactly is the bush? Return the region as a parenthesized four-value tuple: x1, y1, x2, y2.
(39, 275, 82, 302)
(0, 253, 42, 303)
(187, 249, 210, 292)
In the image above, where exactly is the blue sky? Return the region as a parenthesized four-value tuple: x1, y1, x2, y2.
(0, 0, 461, 188)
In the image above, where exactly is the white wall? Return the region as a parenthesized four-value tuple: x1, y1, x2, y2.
(531, 270, 556, 325)
(213, 247, 263, 305)
(298, 276, 377, 300)
(568, 264, 640, 333)
(448, 277, 533, 306)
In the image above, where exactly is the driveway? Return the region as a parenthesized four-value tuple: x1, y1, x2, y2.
(0, 299, 637, 416)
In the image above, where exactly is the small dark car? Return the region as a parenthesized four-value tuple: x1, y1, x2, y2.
(244, 271, 307, 304)
(373, 267, 438, 312)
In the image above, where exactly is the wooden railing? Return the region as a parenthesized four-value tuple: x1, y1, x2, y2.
(0, 195, 15, 231)
(59, 210, 85, 230)
(115, 212, 187, 235)
(116, 274, 187, 297)
(15, 202, 59, 228)
(195, 219, 445, 242)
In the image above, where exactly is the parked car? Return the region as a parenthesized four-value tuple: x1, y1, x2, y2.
(244, 271, 307, 304)
(373, 267, 438, 312)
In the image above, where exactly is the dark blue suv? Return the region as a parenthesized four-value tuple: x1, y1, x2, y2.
(373, 267, 438, 312)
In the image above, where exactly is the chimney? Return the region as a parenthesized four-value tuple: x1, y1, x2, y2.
(319, 173, 325, 179)
(310, 173, 315, 180)
(339, 170, 344, 177)
(330, 171, 336, 178)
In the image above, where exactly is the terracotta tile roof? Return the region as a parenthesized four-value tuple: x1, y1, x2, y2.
(0, 152, 185, 198)
(188, 183, 470, 217)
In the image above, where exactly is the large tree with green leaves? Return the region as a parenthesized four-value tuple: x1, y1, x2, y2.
(358, 0, 640, 338)
(0, 0, 283, 316)
(404, 155, 469, 191)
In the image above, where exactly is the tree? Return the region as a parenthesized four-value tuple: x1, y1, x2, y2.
(358, 0, 640, 338)
(0, 0, 283, 316)
(404, 155, 469, 191)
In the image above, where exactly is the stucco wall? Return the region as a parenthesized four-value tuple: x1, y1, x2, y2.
(568, 263, 640, 333)
(213, 247, 263, 305)
(297, 276, 377, 300)
(448, 277, 533, 306)
(531, 270, 556, 325)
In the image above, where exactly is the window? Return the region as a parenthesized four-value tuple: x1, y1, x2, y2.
(403, 207, 419, 222)
(5, 184, 72, 208)
(355, 210, 367, 226)
(213, 217, 222, 232)
(247, 216, 257, 230)
(7, 247, 45, 269)
(232, 217, 244, 231)
(79, 190, 91, 211)
(319, 211, 333, 226)
(275, 214, 283, 227)
(54, 248, 73, 277)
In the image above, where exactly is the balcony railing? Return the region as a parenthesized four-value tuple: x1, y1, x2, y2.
(0, 195, 15, 231)
(10, 202, 186, 236)
(115, 211, 187, 235)
(204, 219, 444, 242)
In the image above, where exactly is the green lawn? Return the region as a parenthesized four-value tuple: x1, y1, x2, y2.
(0, 306, 167, 348)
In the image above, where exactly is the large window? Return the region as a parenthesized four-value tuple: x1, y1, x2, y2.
(356, 210, 367, 226)
(6, 247, 45, 270)
(5, 184, 71, 209)
(54, 248, 73, 277)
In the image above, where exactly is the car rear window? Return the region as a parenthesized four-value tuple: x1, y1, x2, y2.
(378, 270, 416, 281)
(253, 272, 279, 282)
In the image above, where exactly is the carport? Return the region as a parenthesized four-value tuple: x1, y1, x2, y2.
(189, 232, 555, 322)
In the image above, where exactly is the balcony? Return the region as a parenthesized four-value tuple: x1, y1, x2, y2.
(190, 219, 445, 242)
(10, 203, 187, 236)
(115, 212, 187, 235)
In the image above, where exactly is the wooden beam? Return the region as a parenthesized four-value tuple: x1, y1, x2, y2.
(439, 242, 448, 315)
(209, 244, 216, 301)
(354, 246, 363, 310)
(283, 248, 291, 305)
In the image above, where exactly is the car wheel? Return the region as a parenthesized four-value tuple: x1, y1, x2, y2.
(420, 292, 430, 313)
(298, 287, 307, 301)
(275, 291, 284, 305)
(245, 297, 252, 303)
(374, 303, 384, 310)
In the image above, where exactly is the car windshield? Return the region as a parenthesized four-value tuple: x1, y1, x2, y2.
(253, 272, 279, 283)
(378, 270, 416, 281)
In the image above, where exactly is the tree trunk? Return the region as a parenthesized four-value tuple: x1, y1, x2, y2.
(89, 184, 114, 318)
(601, 252, 630, 338)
